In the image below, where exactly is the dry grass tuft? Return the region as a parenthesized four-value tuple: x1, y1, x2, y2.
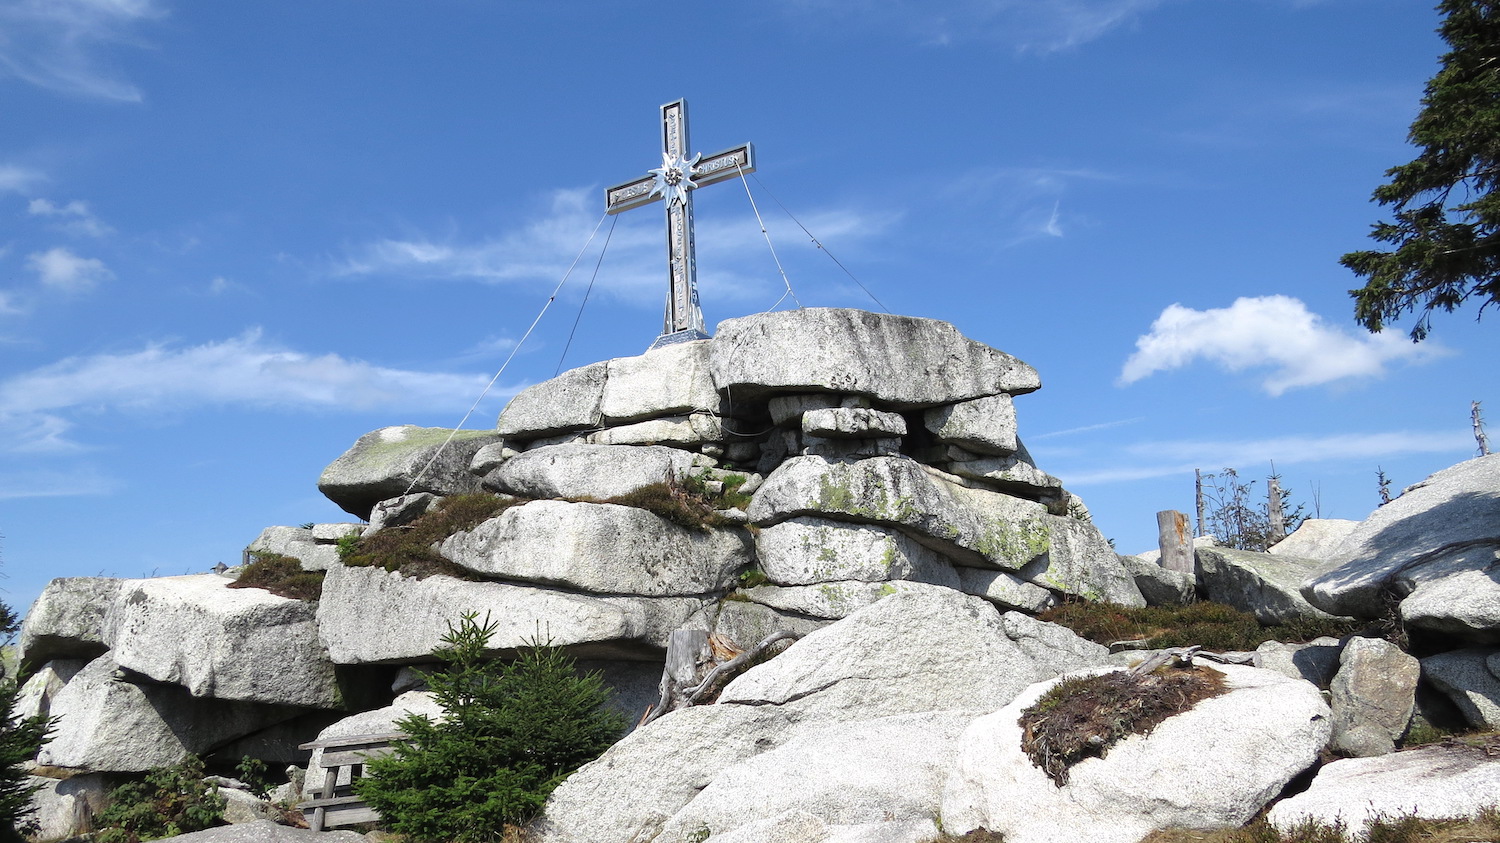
(342, 493, 520, 579)
(1038, 601, 1360, 652)
(1019, 665, 1228, 786)
(229, 553, 325, 601)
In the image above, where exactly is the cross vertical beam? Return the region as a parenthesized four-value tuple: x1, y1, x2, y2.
(605, 99, 756, 350)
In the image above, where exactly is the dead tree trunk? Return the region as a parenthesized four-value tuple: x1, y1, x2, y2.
(1156, 510, 1193, 574)
(1266, 473, 1286, 548)
(1474, 400, 1491, 456)
(640, 629, 798, 728)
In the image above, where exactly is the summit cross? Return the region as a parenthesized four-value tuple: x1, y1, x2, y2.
(605, 99, 756, 350)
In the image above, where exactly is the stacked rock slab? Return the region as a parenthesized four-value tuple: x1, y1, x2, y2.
(475, 308, 1140, 645)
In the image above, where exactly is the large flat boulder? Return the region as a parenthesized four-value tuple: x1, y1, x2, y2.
(655, 711, 972, 842)
(318, 425, 503, 519)
(739, 580, 949, 620)
(533, 705, 797, 843)
(940, 663, 1331, 843)
(1267, 744, 1500, 839)
(315, 565, 708, 663)
(600, 340, 722, 423)
(718, 589, 1109, 724)
(488, 442, 711, 500)
(439, 500, 751, 597)
(495, 361, 608, 438)
(1397, 549, 1500, 642)
(747, 455, 1141, 605)
(924, 394, 1017, 455)
(1420, 647, 1500, 729)
(18, 577, 121, 667)
(104, 575, 340, 709)
(1195, 547, 1343, 624)
(245, 526, 341, 572)
(709, 308, 1040, 407)
(1268, 518, 1359, 559)
(1303, 454, 1500, 619)
(753, 517, 960, 587)
(39, 655, 298, 772)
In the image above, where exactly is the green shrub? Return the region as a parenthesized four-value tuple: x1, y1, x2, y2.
(235, 756, 272, 800)
(354, 612, 626, 843)
(342, 494, 518, 579)
(96, 756, 224, 843)
(1037, 600, 1360, 651)
(228, 553, 324, 601)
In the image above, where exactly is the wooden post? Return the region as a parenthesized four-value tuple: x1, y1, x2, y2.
(1156, 510, 1193, 574)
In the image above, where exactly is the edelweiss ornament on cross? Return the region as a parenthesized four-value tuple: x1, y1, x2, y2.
(605, 99, 756, 350)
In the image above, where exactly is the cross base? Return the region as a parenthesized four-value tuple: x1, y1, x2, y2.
(647, 328, 711, 351)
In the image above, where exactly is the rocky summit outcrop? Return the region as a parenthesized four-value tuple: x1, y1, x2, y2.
(20, 307, 1500, 843)
(1302, 454, 1500, 625)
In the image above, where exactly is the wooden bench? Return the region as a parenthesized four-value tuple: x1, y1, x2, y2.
(297, 732, 405, 832)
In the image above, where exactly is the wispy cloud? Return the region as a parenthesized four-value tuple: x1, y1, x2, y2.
(0, 163, 45, 193)
(0, 290, 22, 315)
(28, 198, 112, 237)
(1032, 416, 1146, 440)
(0, 329, 516, 451)
(776, 0, 1173, 51)
(1062, 430, 1475, 486)
(1119, 295, 1445, 396)
(334, 187, 895, 306)
(0, 466, 117, 499)
(26, 246, 112, 292)
(941, 166, 1116, 247)
(0, 0, 163, 101)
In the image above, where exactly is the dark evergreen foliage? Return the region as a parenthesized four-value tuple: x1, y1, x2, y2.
(1343, 0, 1500, 340)
(0, 598, 54, 843)
(353, 612, 626, 843)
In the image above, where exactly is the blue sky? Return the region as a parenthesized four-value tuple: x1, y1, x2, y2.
(1, 0, 1494, 616)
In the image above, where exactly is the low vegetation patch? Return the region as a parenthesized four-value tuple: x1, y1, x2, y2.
(96, 756, 225, 843)
(597, 474, 739, 530)
(228, 553, 324, 601)
(1037, 601, 1360, 652)
(1143, 806, 1500, 843)
(342, 494, 519, 579)
(925, 830, 1008, 842)
(1019, 665, 1228, 786)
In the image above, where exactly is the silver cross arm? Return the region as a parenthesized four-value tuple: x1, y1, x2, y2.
(604, 142, 757, 215)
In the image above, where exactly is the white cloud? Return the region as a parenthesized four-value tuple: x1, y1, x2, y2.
(0, 163, 45, 193)
(0, 0, 162, 101)
(0, 290, 22, 315)
(776, 0, 1172, 51)
(26, 246, 112, 292)
(0, 329, 515, 451)
(28, 198, 112, 237)
(335, 187, 895, 307)
(1061, 430, 1475, 486)
(1119, 295, 1443, 396)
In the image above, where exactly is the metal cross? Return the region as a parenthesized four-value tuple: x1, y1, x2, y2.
(605, 99, 756, 350)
